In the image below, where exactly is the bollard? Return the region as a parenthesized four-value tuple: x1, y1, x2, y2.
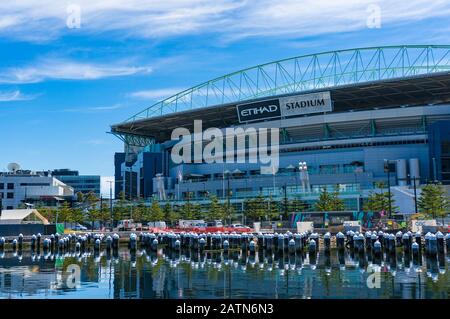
(336, 232, 345, 251)
(395, 231, 403, 247)
(288, 239, 296, 255)
(37, 233, 41, 249)
(373, 240, 382, 258)
(31, 235, 37, 251)
(50, 234, 55, 251)
(58, 239, 64, 253)
(43, 238, 50, 252)
(17, 234, 23, 251)
(310, 233, 320, 251)
(112, 233, 120, 250)
(427, 234, 438, 257)
(199, 238, 206, 253)
(12, 239, 17, 251)
(412, 242, 420, 262)
(0, 237, 5, 250)
(94, 238, 101, 252)
(151, 239, 158, 252)
(415, 232, 422, 252)
(370, 233, 378, 250)
(308, 239, 317, 255)
(445, 234, 450, 255)
(436, 232, 445, 255)
(75, 242, 81, 253)
(387, 233, 395, 254)
(223, 240, 229, 253)
(249, 240, 256, 255)
(106, 236, 112, 252)
(129, 233, 137, 252)
(402, 233, 411, 254)
(174, 239, 181, 251)
(324, 232, 331, 252)
(365, 231, 372, 250)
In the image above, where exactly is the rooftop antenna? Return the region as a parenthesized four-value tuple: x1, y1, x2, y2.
(7, 162, 21, 173)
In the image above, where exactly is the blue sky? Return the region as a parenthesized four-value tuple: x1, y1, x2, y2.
(1, 0, 450, 195)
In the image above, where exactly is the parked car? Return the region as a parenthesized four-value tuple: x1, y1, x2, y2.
(73, 223, 87, 231)
(230, 223, 251, 229)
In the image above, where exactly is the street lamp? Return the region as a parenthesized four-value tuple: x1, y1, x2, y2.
(224, 170, 232, 225)
(384, 159, 393, 219)
(408, 174, 418, 215)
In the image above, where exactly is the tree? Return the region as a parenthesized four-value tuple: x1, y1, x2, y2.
(314, 186, 344, 211)
(180, 202, 202, 220)
(163, 203, 179, 226)
(267, 196, 280, 221)
(149, 201, 164, 221)
(71, 207, 85, 225)
(363, 182, 398, 215)
(244, 194, 266, 221)
(57, 201, 73, 226)
(205, 195, 225, 221)
(418, 183, 449, 221)
(39, 207, 57, 223)
(113, 191, 127, 222)
(85, 192, 99, 229)
(76, 191, 84, 203)
(133, 199, 147, 223)
(98, 202, 110, 228)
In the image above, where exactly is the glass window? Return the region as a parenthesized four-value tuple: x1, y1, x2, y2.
(441, 141, 450, 155)
(0, 183, 3, 189)
(7, 183, 14, 190)
(7, 192, 14, 199)
(441, 157, 450, 173)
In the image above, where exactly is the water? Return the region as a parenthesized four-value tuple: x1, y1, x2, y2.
(0, 248, 448, 299)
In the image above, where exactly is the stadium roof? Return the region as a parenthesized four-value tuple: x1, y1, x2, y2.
(111, 45, 450, 144)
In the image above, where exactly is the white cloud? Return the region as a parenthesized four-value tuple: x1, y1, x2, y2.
(1, 1, 449, 42)
(0, 58, 151, 84)
(0, 90, 38, 102)
(61, 103, 126, 113)
(129, 88, 186, 100)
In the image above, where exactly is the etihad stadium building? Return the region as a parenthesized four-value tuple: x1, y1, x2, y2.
(111, 46, 450, 215)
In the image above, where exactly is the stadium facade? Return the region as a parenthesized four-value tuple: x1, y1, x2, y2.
(111, 46, 450, 215)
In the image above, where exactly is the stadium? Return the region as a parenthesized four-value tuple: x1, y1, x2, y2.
(111, 45, 450, 220)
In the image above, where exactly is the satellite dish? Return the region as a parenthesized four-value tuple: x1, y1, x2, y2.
(7, 162, 21, 173)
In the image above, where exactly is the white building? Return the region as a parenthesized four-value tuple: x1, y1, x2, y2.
(0, 171, 74, 209)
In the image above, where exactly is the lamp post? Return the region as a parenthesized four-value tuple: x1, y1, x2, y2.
(107, 180, 113, 228)
(408, 174, 418, 215)
(224, 170, 231, 226)
(384, 159, 392, 219)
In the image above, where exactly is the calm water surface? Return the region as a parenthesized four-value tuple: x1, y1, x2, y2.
(0, 248, 448, 299)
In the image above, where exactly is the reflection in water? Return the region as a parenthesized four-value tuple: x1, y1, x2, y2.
(0, 247, 448, 299)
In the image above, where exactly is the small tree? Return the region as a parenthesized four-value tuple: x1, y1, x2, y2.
(418, 183, 449, 222)
(113, 191, 127, 223)
(85, 192, 99, 230)
(163, 203, 179, 226)
(205, 195, 225, 221)
(149, 201, 164, 221)
(244, 194, 266, 221)
(133, 199, 147, 223)
(364, 182, 398, 216)
(76, 191, 84, 203)
(57, 201, 73, 227)
(267, 196, 280, 221)
(314, 186, 344, 211)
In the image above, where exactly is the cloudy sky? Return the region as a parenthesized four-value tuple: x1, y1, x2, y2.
(1, 0, 450, 195)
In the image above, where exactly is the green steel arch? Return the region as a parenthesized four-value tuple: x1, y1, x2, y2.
(124, 45, 450, 123)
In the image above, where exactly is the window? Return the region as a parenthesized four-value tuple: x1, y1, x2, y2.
(0, 183, 3, 190)
(7, 192, 13, 199)
(7, 183, 14, 190)
(6, 206, 13, 210)
(442, 141, 450, 155)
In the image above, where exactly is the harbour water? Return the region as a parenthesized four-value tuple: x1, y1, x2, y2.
(0, 248, 448, 299)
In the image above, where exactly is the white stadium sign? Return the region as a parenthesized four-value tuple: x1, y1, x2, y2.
(236, 91, 332, 123)
(279, 91, 332, 118)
